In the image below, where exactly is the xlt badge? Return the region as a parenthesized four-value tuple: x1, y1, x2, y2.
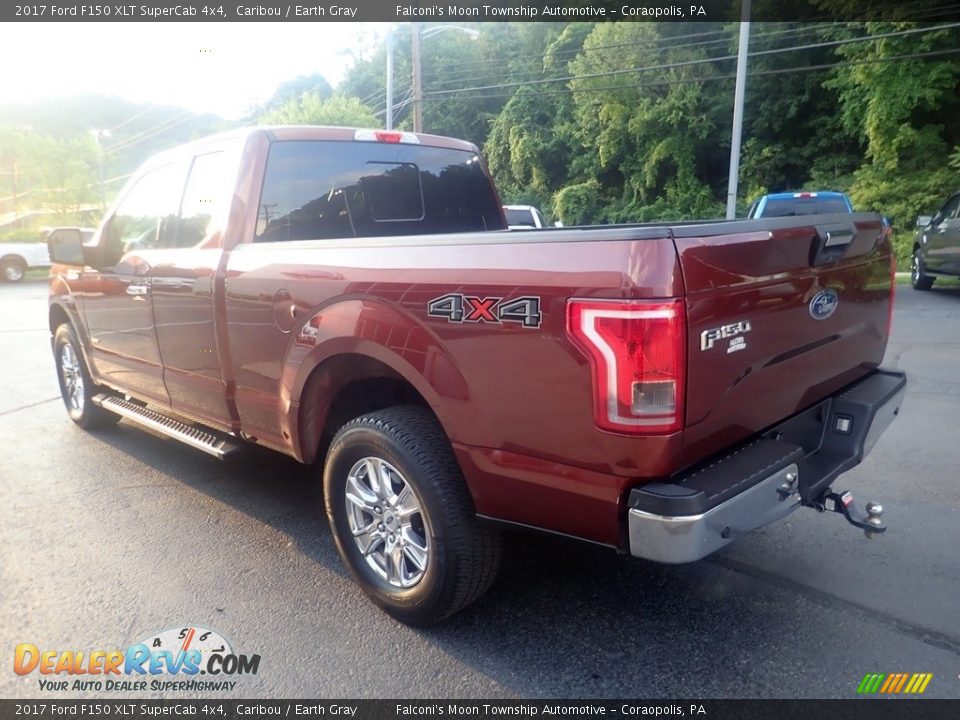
(701, 321, 752, 351)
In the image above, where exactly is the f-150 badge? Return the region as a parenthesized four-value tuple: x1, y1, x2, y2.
(701, 321, 751, 352)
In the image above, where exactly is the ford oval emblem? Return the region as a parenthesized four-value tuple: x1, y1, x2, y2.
(809, 288, 839, 320)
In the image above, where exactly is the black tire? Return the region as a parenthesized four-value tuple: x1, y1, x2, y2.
(911, 247, 934, 291)
(1, 256, 27, 283)
(323, 406, 502, 625)
(53, 323, 120, 429)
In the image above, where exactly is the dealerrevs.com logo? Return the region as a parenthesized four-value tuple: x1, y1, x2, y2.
(13, 626, 260, 692)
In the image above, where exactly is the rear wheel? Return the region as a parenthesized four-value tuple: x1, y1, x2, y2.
(1, 257, 26, 283)
(911, 248, 934, 290)
(54, 324, 120, 429)
(323, 406, 501, 625)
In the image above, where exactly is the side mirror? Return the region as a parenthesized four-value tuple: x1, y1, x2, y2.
(916, 215, 932, 228)
(47, 229, 84, 266)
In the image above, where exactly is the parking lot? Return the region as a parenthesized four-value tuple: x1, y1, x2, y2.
(1, 278, 958, 699)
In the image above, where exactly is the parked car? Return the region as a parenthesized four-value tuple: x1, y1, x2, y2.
(911, 191, 960, 290)
(503, 204, 547, 229)
(48, 126, 903, 624)
(0, 228, 96, 283)
(1, 239, 49, 282)
(747, 191, 853, 219)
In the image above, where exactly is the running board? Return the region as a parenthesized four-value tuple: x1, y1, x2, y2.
(92, 394, 242, 460)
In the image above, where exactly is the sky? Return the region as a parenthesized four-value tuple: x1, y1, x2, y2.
(2, 22, 387, 119)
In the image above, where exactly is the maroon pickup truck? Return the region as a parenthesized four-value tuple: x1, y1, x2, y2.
(48, 126, 905, 624)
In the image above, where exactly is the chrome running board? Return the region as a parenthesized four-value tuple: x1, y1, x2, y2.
(92, 394, 242, 460)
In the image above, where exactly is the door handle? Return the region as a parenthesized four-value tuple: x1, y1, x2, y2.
(126, 283, 150, 297)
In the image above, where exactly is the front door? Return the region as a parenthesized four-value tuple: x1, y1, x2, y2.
(81, 162, 183, 405)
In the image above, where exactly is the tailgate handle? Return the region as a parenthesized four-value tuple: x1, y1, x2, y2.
(823, 228, 854, 248)
(811, 222, 858, 266)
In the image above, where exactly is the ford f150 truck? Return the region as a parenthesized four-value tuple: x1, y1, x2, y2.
(48, 126, 905, 624)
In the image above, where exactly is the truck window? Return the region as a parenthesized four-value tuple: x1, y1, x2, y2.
(760, 197, 850, 217)
(254, 140, 504, 243)
(170, 150, 232, 248)
(102, 163, 181, 264)
(504, 208, 535, 227)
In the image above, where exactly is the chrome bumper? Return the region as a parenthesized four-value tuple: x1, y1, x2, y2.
(627, 369, 906, 564)
(628, 463, 802, 564)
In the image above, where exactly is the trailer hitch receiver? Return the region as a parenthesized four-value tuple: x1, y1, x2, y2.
(813, 489, 886, 538)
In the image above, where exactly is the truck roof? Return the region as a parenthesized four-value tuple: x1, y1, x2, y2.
(146, 126, 480, 166)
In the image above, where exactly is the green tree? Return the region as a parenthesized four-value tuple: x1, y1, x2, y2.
(826, 21, 960, 224)
(259, 93, 377, 127)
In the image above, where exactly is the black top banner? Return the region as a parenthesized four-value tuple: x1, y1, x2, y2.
(5, 0, 960, 23)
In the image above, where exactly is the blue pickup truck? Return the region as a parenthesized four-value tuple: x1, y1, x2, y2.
(747, 191, 853, 219)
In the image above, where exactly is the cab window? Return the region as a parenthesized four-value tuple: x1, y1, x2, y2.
(102, 164, 181, 264)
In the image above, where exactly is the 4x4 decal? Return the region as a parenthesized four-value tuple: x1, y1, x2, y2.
(427, 294, 542, 328)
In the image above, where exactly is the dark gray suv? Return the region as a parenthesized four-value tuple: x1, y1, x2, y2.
(912, 191, 960, 290)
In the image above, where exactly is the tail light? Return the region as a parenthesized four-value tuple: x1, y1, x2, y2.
(566, 299, 686, 434)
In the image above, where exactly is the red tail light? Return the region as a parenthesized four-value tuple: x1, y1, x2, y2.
(566, 299, 686, 434)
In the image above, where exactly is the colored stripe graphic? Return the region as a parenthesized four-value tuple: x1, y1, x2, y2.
(857, 672, 932, 694)
(857, 674, 885, 694)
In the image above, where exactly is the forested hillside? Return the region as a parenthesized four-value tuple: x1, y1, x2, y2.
(3, 17, 959, 265)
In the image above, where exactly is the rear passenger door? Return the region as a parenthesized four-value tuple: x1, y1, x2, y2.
(150, 146, 238, 429)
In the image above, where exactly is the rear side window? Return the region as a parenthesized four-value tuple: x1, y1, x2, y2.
(171, 150, 232, 248)
(255, 140, 504, 242)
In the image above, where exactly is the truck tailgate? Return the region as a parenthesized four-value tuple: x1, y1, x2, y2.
(672, 214, 893, 469)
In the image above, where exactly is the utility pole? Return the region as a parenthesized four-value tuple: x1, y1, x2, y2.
(385, 29, 394, 130)
(411, 22, 423, 133)
(90, 129, 110, 210)
(725, 0, 751, 220)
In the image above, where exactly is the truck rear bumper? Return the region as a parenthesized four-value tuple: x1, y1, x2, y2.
(627, 369, 906, 564)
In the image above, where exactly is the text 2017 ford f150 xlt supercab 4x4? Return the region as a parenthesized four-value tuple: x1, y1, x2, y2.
(48, 126, 905, 624)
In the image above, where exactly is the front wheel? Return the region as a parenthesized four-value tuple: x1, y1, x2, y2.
(53, 324, 120, 429)
(911, 248, 934, 290)
(323, 406, 502, 625)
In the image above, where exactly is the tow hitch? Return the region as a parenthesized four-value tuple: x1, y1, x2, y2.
(810, 490, 886, 538)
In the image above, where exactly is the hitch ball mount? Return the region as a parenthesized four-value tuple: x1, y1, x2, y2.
(810, 489, 886, 538)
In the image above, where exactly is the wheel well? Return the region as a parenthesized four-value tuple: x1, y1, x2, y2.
(49, 304, 70, 333)
(1, 254, 26, 267)
(300, 354, 434, 465)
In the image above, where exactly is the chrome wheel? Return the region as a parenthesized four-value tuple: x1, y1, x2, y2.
(344, 456, 430, 589)
(60, 342, 85, 411)
(911, 253, 919, 284)
(3, 263, 23, 282)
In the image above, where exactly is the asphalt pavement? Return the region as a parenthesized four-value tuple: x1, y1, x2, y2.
(1, 278, 958, 699)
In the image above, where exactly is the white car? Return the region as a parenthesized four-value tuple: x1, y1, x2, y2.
(503, 204, 547, 230)
(1, 241, 51, 282)
(1, 228, 94, 282)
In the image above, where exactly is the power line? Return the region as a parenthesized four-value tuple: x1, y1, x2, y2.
(421, 22, 826, 86)
(420, 3, 960, 84)
(104, 112, 195, 155)
(108, 105, 159, 133)
(424, 21, 960, 97)
(425, 47, 960, 102)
